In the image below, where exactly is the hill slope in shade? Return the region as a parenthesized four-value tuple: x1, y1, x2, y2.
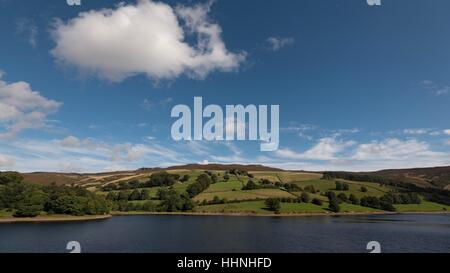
(372, 166, 450, 189)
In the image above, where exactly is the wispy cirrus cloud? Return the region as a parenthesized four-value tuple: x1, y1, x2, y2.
(0, 154, 14, 167)
(0, 136, 186, 172)
(420, 80, 449, 96)
(141, 97, 173, 111)
(276, 137, 356, 160)
(266, 36, 295, 51)
(274, 137, 450, 171)
(15, 18, 38, 48)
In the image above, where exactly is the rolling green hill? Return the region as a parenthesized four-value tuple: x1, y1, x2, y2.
(3, 164, 449, 218)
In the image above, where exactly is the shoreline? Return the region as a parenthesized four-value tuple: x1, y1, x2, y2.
(0, 214, 112, 224)
(1, 211, 448, 223)
(111, 210, 450, 218)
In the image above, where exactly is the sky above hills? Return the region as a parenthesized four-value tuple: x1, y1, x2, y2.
(0, 0, 449, 173)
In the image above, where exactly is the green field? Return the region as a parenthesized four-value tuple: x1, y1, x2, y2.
(0, 209, 13, 217)
(395, 202, 450, 212)
(251, 171, 322, 183)
(91, 169, 450, 216)
(203, 179, 243, 193)
(194, 200, 383, 214)
(194, 188, 295, 202)
(293, 179, 389, 198)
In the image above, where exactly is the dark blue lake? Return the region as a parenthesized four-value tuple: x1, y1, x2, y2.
(0, 214, 449, 253)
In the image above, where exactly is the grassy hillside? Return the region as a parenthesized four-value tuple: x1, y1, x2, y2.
(92, 168, 449, 215)
(6, 165, 449, 217)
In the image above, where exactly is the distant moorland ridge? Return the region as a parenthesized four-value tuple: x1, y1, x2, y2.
(16, 164, 450, 191)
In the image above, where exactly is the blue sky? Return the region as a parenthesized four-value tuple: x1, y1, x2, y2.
(0, 0, 449, 172)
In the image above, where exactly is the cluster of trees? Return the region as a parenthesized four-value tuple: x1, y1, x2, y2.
(142, 172, 181, 187)
(360, 196, 396, 211)
(265, 198, 281, 213)
(326, 192, 341, 213)
(358, 192, 421, 211)
(330, 192, 360, 205)
(0, 172, 110, 217)
(112, 188, 195, 213)
(242, 180, 301, 192)
(380, 192, 421, 205)
(223, 173, 230, 181)
(323, 172, 391, 185)
(335, 181, 350, 191)
(324, 171, 450, 206)
(102, 171, 183, 192)
(205, 196, 228, 205)
(180, 174, 190, 182)
(303, 185, 318, 194)
(284, 183, 301, 192)
(105, 189, 150, 201)
(264, 194, 323, 214)
(157, 189, 195, 212)
(112, 200, 156, 212)
(186, 174, 212, 197)
(102, 180, 144, 191)
(242, 180, 259, 190)
(203, 171, 219, 183)
(228, 169, 252, 177)
(324, 190, 424, 212)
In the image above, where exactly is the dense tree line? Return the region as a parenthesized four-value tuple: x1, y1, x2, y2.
(112, 188, 195, 213)
(242, 180, 259, 190)
(105, 189, 150, 201)
(323, 172, 392, 184)
(242, 180, 299, 191)
(304, 185, 317, 194)
(0, 172, 110, 217)
(223, 173, 230, 181)
(335, 181, 350, 191)
(265, 198, 281, 213)
(312, 198, 323, 206)
(229, 169, 250, 176)
(186, 174, 212, 197)
(360, 196, 396, 211)
(102, 171, 182, 191)
(326, 191, 340, 213)
(158, 189, 195, 212)
(284, 183, 301, 192)
(113, 200, 156, 212)
(323, 171, 450, 205)
(380, 192, 421, 205)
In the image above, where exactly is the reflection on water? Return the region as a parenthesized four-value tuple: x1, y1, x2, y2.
(0, 214, 449, 253)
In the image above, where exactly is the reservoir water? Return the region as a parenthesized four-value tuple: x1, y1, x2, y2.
(0, 214, 449, 253)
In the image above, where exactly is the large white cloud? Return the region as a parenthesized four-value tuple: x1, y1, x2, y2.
(51, 0, 245, 82)
(0, 74, 61, 138)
